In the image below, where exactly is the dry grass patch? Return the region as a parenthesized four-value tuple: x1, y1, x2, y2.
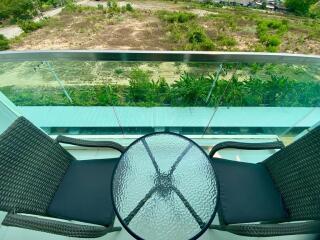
(11, 6, 170, 50)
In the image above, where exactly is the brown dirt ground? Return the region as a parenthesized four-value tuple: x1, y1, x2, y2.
(11, 10, 171, 50)
(9, 0, 320, 54)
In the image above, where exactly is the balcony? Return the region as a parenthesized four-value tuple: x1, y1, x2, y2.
(0, 51, 319, 240)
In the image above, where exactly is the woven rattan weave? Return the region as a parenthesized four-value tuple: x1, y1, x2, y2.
(264, 126, 320, 221)
(0, 117, 73, 215)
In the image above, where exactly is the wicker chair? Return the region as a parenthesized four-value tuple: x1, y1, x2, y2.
(209, 125, 320, 237)
(0, 117, 125, 238)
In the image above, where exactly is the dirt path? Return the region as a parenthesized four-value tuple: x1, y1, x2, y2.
(0, 26, 23, 39)
(0, 7, 64, 39)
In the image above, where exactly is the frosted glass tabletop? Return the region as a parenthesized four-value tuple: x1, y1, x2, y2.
(112, 132, 218, 240)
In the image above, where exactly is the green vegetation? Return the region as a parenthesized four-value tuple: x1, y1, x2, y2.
(155, 5, 320, 53)
(0, 0, 36, 23)
(1, 66, 320, 107)
(18, 19, 48, 33)
(158, 10, 215, 50)
(0, 0, 67, 24)
(3, 0, 320, 53)
(127, 68, 170, 105)
(216, 34, 237, 47)
(158, 11, 196, 23)
(256, 19, 288, 52)
(125, 3, 134, 12)
(186, 27, 215, 50)
(285, 0, 319, 16)
(106, 0, 134, 15)
(310, 2, 320, 18)
(0, 34, 10, 50)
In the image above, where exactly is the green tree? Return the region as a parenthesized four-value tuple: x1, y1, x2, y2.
(285, 0, 317, 15)
(0, 0, 37, 22)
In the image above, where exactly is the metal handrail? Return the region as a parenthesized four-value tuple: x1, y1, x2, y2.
(0, 50, 320, 64)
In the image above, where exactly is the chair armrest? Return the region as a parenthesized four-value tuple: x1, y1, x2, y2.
(2, 213, 121, 238)
(209, 141, 285, 158)
(56, 135, 125, 153)
(209, 221, 320, 237)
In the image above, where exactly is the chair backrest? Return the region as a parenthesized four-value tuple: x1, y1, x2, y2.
(0, 117, 74, 215)
(264, 126, 320, 221)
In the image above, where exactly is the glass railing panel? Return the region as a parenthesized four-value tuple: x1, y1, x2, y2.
(0, 52, 319, 144)
(202, 62, 320, 143)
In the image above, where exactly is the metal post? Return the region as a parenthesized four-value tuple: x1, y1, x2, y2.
(45, 61, 73, 104)
(205, 64, 223, 104)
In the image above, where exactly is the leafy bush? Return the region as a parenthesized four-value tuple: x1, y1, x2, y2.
(64, 0, 78, 12)
(158, 11, 196, 23)
(2, 72, 320, 107)
(310, 2, 320, 18)
(107, 0, 121, 14)
(18, 19, 47, 33)
(186, 27, 215, 50)
(217, 35, 237, 47)
(285, 0, 318, 16)
(0, 0, 67, 23)
(256, 19, 288, 52)
(0, 34, 10, 51)
(128, 68, 153, 103)
(125, 3, 134, 12)
(127, 68, 169, 105)
(2, 65, 320, 107)
(0, 0, 37, 23)
(170, 73, 213, 106)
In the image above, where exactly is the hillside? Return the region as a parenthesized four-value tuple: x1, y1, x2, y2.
(4, 0, 320, 54)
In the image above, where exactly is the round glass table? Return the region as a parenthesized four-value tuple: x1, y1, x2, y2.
(112, 132, 218, 240)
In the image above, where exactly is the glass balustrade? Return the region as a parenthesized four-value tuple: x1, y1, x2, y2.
(0, 51, 319, 145)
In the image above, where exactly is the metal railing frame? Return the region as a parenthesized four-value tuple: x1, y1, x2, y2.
(0, 50, 320, 64)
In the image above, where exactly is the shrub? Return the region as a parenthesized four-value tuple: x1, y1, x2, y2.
(125, 3, 134, 12)
(171, 72, 213, 106)
(127, 68, 155, 104)
(18, 20, 47, 33)
(158, 11, 196, 23)
(63, 0, 78, 12)
(114, 68, 124, 75)
(285, 0, 318, 16)
(186, 27, 215, 50)
(0, 0, 37, 23)
(188, 29, 207, 43)
(107, 0, 121, 14)
(217, 35, 237, 47)
(2, 68, 320, 107)
(256, 19, 288, 52)
(0, 34, 10, 51)
(310, 2, 320, 18)
(127, 68, 170, 105)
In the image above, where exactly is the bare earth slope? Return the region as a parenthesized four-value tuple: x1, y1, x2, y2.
(9, 0, 320, 54)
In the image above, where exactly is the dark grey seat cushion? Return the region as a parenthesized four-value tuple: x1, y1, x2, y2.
(213, 158, 288, 224)
(48, 158, 118, 226)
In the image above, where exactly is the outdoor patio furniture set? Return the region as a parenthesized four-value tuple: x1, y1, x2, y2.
(0, 117, 319, 239)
